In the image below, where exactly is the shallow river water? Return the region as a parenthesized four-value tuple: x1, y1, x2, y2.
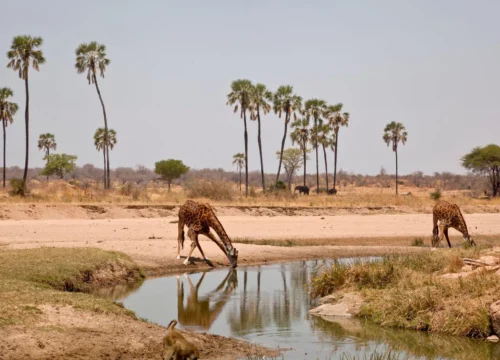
(106, 259, 498, 360)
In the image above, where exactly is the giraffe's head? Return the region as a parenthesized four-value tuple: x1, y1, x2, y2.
(464, 235, 476, 247)
(227, 248, 238, 268)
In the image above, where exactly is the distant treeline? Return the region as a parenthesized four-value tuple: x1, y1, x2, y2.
(4, 164, 488, 192)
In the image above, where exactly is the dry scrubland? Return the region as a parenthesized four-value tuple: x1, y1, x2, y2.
(1, 178, 500, 210)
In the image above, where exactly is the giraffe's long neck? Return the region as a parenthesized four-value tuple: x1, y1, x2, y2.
(454, 206, 470, 237)
(208, 209, 235, 252)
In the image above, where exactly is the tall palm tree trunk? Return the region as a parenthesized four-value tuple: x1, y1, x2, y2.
(93, 74, 109, 189)
(102, 149, 107, 189)
(243, 111, 249, 197)
(2, 119, 6, 188)
(275, 112, 289, 190)
(333, 129, 339, 191)
(395, 149, 398, 195)
(303, 146, 307, 187)
(322, 144, 329, 191)
(239, 167, 242, 192)
(257, 108, 266, 193)
(314, 119, 319, 194)
(22, 74, 29, 186)
(106, 145, 111, 189)
(46, 149, 50, 182)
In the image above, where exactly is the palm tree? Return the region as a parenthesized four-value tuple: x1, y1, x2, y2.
(290, 118, 310, 187)
(75, 42, 111, 189)
(7, 35, 46, 187)
(311, 124, 335, 192)
(383, 121, 408, 195)
(304, 99, 327, 194)
(37, 133, 57, 182)
(249, 83, 272, 192)
(227, 79, 253, 196)
(94, 128, 117, 188)
(0, 88, 18, 188)
(232, 153, 245, 193)
(273, 86, 302, 190)
(325, 103, 348, 192)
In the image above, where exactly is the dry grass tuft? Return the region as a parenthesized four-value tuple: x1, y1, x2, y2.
(310, 248, 500, 338)
(185, 180, 235, 201)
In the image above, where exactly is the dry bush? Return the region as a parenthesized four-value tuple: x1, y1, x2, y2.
(185, 180, 235, 201)
(9, 178, 26, 196)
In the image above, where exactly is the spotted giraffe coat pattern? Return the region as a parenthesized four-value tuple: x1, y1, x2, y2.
(432, 200, 475, 248)
(177, 200, 238, 267)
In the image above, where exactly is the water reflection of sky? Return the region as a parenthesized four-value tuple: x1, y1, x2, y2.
(118, 259, 498, 360)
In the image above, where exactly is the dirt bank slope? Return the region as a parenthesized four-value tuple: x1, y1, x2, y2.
(1, 203, 500, 221)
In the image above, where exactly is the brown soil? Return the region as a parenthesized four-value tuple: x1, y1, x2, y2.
(0, 306, 277, 360)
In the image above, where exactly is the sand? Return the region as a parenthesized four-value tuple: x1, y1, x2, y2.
(1, 213, 499, 271)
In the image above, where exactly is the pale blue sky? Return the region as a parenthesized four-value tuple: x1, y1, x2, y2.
(1, 0, 499, 175)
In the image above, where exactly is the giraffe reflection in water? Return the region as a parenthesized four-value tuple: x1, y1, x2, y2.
(177, 268, 238, 329)
(229, 261, 311, 334)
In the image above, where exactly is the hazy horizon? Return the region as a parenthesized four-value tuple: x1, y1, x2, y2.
(1, 0, 499, 176)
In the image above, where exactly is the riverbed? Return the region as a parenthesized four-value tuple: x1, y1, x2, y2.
(106, 259, 499, 359)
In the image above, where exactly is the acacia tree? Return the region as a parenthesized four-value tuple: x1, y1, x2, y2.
(40, 154, 77, 179)
(75, 42, 111, 188)
(227, 79, 253, 196)
(7, 35, 46, 187)
(383, 121, 408, 195)
(461, 144, 500, 196)
(154, 159, 189, 191)
(0, 88, 18, 188)
(325, 103, 348, 191)
(249, 83, 272, 192)
(304, 99, 327, 194)
(37, 133, 57, 182)
(290, 118, 310, 187)
(273, 86, 302, 190)
(94, 128, 117, 188)
(276, 148, 304, 191)
(232, 153, 245, 193)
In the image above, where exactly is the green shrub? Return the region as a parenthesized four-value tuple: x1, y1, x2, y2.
(411, 238, 425, 247)
(430, 188, 442, 200)
(9, 178, 26, 196)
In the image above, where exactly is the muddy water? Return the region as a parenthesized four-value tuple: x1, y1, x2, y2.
(113, 259, 498, 360)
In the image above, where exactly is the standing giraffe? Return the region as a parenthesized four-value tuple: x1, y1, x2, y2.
(432, 200, 476, 248)
(177, 200, 238, 267)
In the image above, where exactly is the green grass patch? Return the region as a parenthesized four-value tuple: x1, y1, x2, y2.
(233, 238, 298, 247)
(0, 247, 144, 327)
(310, 248, 500, 338)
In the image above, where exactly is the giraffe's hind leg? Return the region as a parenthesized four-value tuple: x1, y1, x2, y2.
(432, 213, 439, 247)
(183, 229, 199, 265)
(177, 216, 186, 259)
